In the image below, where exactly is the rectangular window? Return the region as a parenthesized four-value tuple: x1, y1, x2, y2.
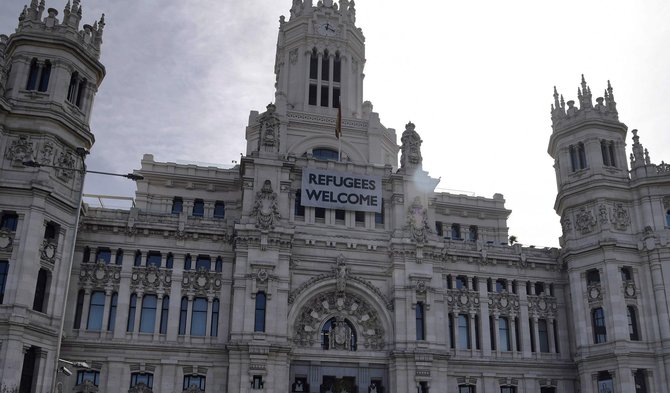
(448, 314, 454, 348)
(315, 207, 326, 220)
(295, 191, 305, 217)
(469, 225, 478, 241)
(495, 279, 507, 293)
(320, 85, 329, 107)
(87, 291, 105, 331)
(529, 318, 536, 352)
(195, 255, 211, 271)
(597, 372, 613, 393)
(634, 369, 648, 393)
(183, 375, 206, 391)
(538, 318, 550, 352)
(459, 385, 475, 393)
(587, 269, 600, 285)
(179, 297, 188, 335)
(107, 293, 117, 331)
(131, 373, 154, 389)
(499, 317, 511, 351)
(355, 211, 365, 224)
(490, 316, 496, 350)
(160, 296, 169, 334)
(214, 201, 225, 218)
(211, 298, 219, 337)
(95, 248, 111, 264)
(32, 268, 48, 312)
(455, 276, 467, 290)
(335, 209, 345, 221)
(500, 387, 516, 393)
(593, 307, 607, 343)
(321, 56, 330, 81)
(76, 370, 100, 386)
(73, 290, 84, 329)
(255, 292, 267, 332)
(628, 306, 640, 341)
(127, 294, 137, 332)
(192, 199, 204, 217)
(332, 87, 340, 108)
(171, 197, 183, 214)
(309, 54, 318, 79)
(458, 314, 470, 349)
(451, 224, 461, 240)
(333, 57, 341, 82)
(308, 84, 318, 106)
(0, 212, 18, 231)
(435, 221, 443, 237)
(415, 302, 425, 340)
(0, 261, 8, 304)
(139, 294, 157, 333)
(191, 297, 208, 336)
(146, 251, 161, 267)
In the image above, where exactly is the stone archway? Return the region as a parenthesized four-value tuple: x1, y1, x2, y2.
(293, 291, 385, 351)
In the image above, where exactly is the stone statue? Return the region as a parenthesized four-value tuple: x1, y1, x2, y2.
(252, 180, 280, 229)
(400, 122, 422, 170)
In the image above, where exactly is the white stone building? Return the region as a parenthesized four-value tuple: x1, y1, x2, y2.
(0, 1, 669, 393)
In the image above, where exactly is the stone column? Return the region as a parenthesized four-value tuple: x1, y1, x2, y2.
(100, 289, 113, 335)
(548, 317, 556, 353)
(185, 294, 194, 340)
(328, 55, 334, 107)
(206, 295, 214, 338)
(469, 312, 477, 353)
(154, 293, 164, 339)
(532, 316, 540, 355)
(452, 312, 460, 350)
(493, 315, 500, 355)
(510, 316, 517, 355)
(316, 53, 323, 106)
(80, 288, 92, 329)
(133, 292, 143, 335)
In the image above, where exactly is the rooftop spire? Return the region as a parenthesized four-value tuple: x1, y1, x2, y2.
(550, 76, 621, 132)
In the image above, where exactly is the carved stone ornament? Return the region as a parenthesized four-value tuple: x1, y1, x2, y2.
(131, 265, 172, 292)
(74, 380, 99, 393)
(293, 292, 385, 350)
(598, 204, 609, 224)
(623, 282, 636, 299)
(400, 122, 423, 170)
(129, 382, 153, 393)
(182, 269, 223, 296)
(406, 197, 431, 243)
(575, 207, 596, 234)
(334, 254, 349, 293)
(40, 239, 57, 263)
(527, 294, 558, 318)
(79, 262, 121, 289)
(610, 203, 631, 231)
(488, 292, 520, 314)
(290, 48, 299, 64)
(445, 289, 481, 312)
(5, 136, 34, 165)
(183, 386, 201, 393)
(0, 228, 14, 251)
(252, 180, 281, 230)
(560, 216, 572, 233)
(56, 151, 76, 181)
(415, 280, 427, 294)
(258, 103, 281, 151)
(39, 141, 54, 165)
(587, 284, 603, 305)
(257, 268, 269, 283)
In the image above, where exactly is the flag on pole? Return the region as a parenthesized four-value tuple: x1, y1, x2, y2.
(335, 103, 342, 139)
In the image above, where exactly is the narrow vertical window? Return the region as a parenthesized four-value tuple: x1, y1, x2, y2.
(335, 209, 345, 221)
(73, 289, 85, 329)
(107, 292, 117, 331)
(332, 87, 340, 108)
(375, 200, 384, 225)
(214, 201, 225, 218)
(255, 292, 267, 332)
(26, 58, 39, 90)
(435, 221, 443, 237)
(666, 209, 670, 227)
(333, 53, 341, 82)
(597, 371, 613, 393)
(320, 85, 329, 107)
(0, 261, 8, 304)
(19, 346, 37, 393)
(538, 319, 549, 352)
(178, 296, 188, 335)
(451, 223, 461, 240)
(553, 319, 560, 353)
(127, 293, 137, 332)
(458, 314, 470, 349)
(627, 306, 640, 341)
(0, 212, 18, 231)
(211, 298, 219, 337)
(308, 84, 318, 106)
(82, 246, 91, 263)
(634, 369, 648, 393)
(192, 199, 204, 217)
(469, 225, 478, 241)
(38, 60, 51, 92)
(309, 48, 318, 79)
(295, 191, 305, 217)
(499, 317, 511, 351)
(146, 251, 161, 267)
(32, 268, 49, 312)
(321, 50, 330, 81)
(448, 314, 455, 348)
(195, 255, 210, 271)
(415, 302, 425, 340)
(529, 318, 536, 352)
(160, 296, 169, 334)
(171, 197, 183, 214)
(191, 297, 207, 336)
(490, 316, 496, 350)
(215, 257, 223, 273)
(139, 294, 157, 333)
(577, 142, 587, 169)
(134, 250, 142, 267)
(621, 267, 633, 282)
(75, 78, 87, 108)
(165, 253, 174, 269)
(474, 314, 481, 349)
(115, 249, 124, 265)
(67, 72, 79, 102)
(592, 307, 607, 343)
(86, 291, 105, 330)
(184, 254, 192, 270)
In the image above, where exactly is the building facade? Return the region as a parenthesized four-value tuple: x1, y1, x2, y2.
(0, 1, 669, 393)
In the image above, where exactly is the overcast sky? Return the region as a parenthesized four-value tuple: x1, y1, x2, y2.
(2, 0, 669, 248)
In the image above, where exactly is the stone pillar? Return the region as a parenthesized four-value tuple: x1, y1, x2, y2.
(469, 312, 477, 353)
(133, 292, 143, 334)
(185, 294, 194, 339)
(316, 53, 323, 106)
(80, 288, 92, 329)
(100, 289, 112, 335)
(328, 54, 334, 107)
(493, 315, 500, 355)
(510, 316, 517, 355)
(452, 312, 460, 350)
(532, 316, 540, 355)
(548, 317, 556, 353)
(155, 293, 164, 339)
(206, 296, 214, 338)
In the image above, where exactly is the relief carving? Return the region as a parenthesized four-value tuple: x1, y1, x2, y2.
(5, 136, 34, 165)
(610, 203, 631, 231)
(258, 103, 280, 151)
(55, 150, 76, 181)
(575, 207, 596, 234)
(488, 292, 520, 315)
(445, 289, 481, 312)
(252, 180, 280, 230)
(39, 141, 54, 165)
(0, 228, 14, 251)
(406, 197, 431, 244)
(527, 294, 558, 318)
(131, 265, 172, 292)
(79, 261, 121, 290)
(40, 239, 57, 263)
(182, 269, 223, 296)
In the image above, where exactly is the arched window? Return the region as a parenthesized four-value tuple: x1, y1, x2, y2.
(171, 197, 183, 214)
(215, 257, 223, 273)
(184, 254, 192, 271)
(321, 317, 357, 350)
(211, 298, 219, 337)
(127, 293, 137, 332)
(38, 60, 51, 92)
(312, 148, 339, 161)
(107, 292, 117, 331)
(416, 302, 425, 340)
(254, 292, 267, 332)
(160, 296, 169, 334)
(32, 268, 49, 312)
(627, 305, 640, 341)
(192, 199, 204, 217)
(86, 291, 105, 330)
(166, 253, 174, 269)
(115, 248, 124, 265)
(592, 307, 607, 343)
(73, 289, 85, 329)
(191, 297, 207, 336)
(569, 142, 587, 171)
(178, 296, 188, 335)
(26, 58, 39, 90)
(139, 294, 157, 333)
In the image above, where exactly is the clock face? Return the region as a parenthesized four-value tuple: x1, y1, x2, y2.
(317, 22, 337, 36)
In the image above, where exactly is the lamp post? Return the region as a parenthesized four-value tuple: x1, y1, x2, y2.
(23, 152, 143, 393)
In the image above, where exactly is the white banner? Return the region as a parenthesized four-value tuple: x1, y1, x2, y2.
(300, 168, 382, 213)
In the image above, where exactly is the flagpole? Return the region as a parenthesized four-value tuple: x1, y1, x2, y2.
(337, 97, 342, 162)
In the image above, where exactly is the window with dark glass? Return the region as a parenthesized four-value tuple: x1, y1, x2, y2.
(95, 248, 111, 264)
(553, 319, 559, 353)
(0, 212, 18, 231)
(593, 307, 607, 343)
(418, 381, 429, 393)
(295, 191, 305, 217)
(355, 211, 365, 224)
(458, 314, 470, 349)
(628, 306, 640, 341)
(597, 371, 613, 393)
(139, 294, 157, 333)
(601, 140, 616, 167)
(538, 318, 549, 352)
(666, 209, 670, 227)
(166, 253, 174, 269)
(191, 297, 207, 336)
(569, 142, 587, 171)
(0, 261, 8, 304)
(534, 281, 545, 295)
(32, 268, 48, 312)
(115, 249, 123, 265)
(490, 316, 496, 350)
(127, 294, 137, 332)
(459, 385, 475, 393)
(455, 276, 467, 290)
(315, 207, 326, 219)
(179, 296, 188, 335)
(499, 317, 511, 351)
(312, 148, 340, 161)
(43, 221, 58, 240)
(252, 375, 264, 389)
(192, 199, 205, 217)
(335, 209, 345, 221)
(160, 296, 169, 334)
(308, 84, 318, 106)
(214, 201, 225, 218)
(67, 72, 87, 108)
(196, 255, 210, 271)
(76, 370, 100, 386)
(333, 87, 340, 108)
(321, 50, 330, 81)
(529, 318, 536, 352)
(107, 292, 117, 331)
(171, 197, 183, 214)
(146, 251, 161, 267)
(435, 221, 443, 237)
(19, 346, 37, 393)
(586, 269, 600, 285)
(134, 250, 142, 267)
(333, 53, 341, 82)
(86, 291, 105, 330)
(131, 373, 153, 389)
(26, 58, 39, 90)
(375, 201, 385, 225)
(215, 256, 223, 272)
(37, 60, 51, 92)
(255, 292, 267, 332)
(73, 289, 84, 329)
(621, 266, 633, 281)
(500, 386, 516, 393)
(211, 298, 219, 337)
(474, 314, 481, 349)
(448, 314, 454, 348)
(416, 302, 425, 340)
(634, 369, 648, 393)
(469, 225, 478, 241)
(183, 375, 206, 391)
(309, 48, 318, 79)
(184, 254, 192, 270)
(540, 387, 556, 393)
(82, 246, 91, 263)
(495, 279, 507, 293)
(451, 223, 461, 240)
